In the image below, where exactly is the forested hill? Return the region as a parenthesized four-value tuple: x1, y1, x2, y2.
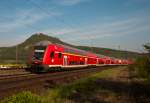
(0, 33, 141, 64)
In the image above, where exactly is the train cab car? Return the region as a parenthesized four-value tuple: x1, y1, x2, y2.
(110, 58, 115, 64)
(114, 59, 119, 64)
(102, 57, 112, 64)
(86, 52, 97, 65)
(118, 59, 123, 64)
(96, 54, 106, 65)
(62, 45, 88, 67)
(97, 58, 105, 65)
(30, 41, 64, 72)
(29, 41, 99, 72)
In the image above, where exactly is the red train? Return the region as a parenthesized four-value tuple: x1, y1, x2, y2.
(28, 41, 132, 72)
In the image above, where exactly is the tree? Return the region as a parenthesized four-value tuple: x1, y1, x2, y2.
(143, 43, 150, 54)
(135, 43, 150, 79)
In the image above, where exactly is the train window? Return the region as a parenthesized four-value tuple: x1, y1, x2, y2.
(58, 52, 62, 58)
(69, 61, 73, 65)
(50, 51, 54, 58)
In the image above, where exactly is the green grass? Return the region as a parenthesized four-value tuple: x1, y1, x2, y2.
(1, 91, 42, 103)
(44, 67, 124, 103)
(1, 67, 124, 103)
(92, 67, 122, 78)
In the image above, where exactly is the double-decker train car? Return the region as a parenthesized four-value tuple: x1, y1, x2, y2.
(28, 41, 132, 72)
(29, 41, 99, 72)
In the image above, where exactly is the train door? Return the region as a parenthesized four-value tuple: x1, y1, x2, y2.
(63, 56, 67, 66)
(85, 58, 87, 65)
(57, 52, 63, 65)
(96, 58, 99, 64)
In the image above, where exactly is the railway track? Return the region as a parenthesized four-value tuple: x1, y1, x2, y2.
(0, 69, 33, 80)
(0, 65, 121, 100)
(0, 72, 35, 80)
(0, 68, 22, 70)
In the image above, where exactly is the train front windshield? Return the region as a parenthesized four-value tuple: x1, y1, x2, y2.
(32, 46, 46, 61)
(33, 50, 44, 60)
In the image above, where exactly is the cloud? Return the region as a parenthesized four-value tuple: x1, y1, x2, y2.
(40, 27, 78, 36)
(53, 0, 90, 6)
(49, 18, 150, 42)
(0, 9, 61, 33)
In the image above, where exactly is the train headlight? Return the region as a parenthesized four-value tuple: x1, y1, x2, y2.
(52, 59, 54, 63)
(119, 60, 121, 63)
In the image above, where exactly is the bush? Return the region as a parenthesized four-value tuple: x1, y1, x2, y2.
(129, 43, 150, 80)
(134, 56, 150, 79)
(1, 91, 42, 103)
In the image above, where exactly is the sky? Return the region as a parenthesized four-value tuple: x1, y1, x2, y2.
(0, 0, 150, 52)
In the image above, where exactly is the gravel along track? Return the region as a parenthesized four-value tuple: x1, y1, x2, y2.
(0, 73, 36, 80)
(0, 69, 34, 80)
(0, 65, 120, 100)
(0, 69, 29, 76)
(0, 67, 26, 70)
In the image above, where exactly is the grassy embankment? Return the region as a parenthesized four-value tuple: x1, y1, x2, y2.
(1, 66, 128, 103)
(2, 64, 150, 103)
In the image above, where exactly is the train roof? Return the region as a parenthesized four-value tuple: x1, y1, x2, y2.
(33, 41, 93, 57)
(96, 53, 121, 59)
(34, 41, 118, 59)
(57, 44, 94, 57)
(96, 54, 107, 58)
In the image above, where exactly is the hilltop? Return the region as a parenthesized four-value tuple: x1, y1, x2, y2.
(0, 33, 141, 64)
